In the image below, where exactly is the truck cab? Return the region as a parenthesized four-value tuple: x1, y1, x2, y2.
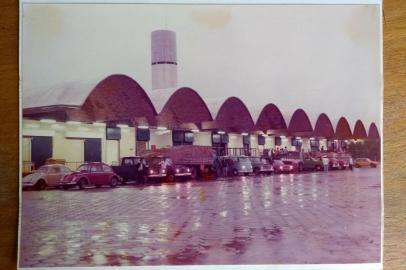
(111, 156, 147, 184)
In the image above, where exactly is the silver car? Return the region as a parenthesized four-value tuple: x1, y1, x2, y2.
(22, 164, 72, 190)
(229, 156, 253, 176)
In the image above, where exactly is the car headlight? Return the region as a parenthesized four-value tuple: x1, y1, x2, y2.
(186, 168, 190, 172)
(242, 165, 246, 169)
(289, 166, 293, 169)
(150, 169, 154, 174)
(161, 169, 166, 173)
(279, 166, 283, 169)
(176, 168, 180, 173)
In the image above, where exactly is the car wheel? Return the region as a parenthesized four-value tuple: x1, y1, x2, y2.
(110, 177, 118, 187)
(232, 169, 239, 176)
(370, 164, 377, 168)
(298, 163, 303, 172)
(254, 167, 260, 176)
(35, 179, 47, 191)
(167, 174, 175, 182)
(62, 185, 69, 190)
(315, 165, 322, 171)
(190, 167, 198, 179)
(95, 185, 101, 188)
(78, 178, 86, 190)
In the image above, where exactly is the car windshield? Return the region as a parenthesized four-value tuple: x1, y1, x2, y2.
(148, 158, 164, 166)
(239, 157, 250, 164)
(77, 165, 89, 172)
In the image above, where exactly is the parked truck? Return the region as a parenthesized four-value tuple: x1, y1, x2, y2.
(142, 145, 215, 180)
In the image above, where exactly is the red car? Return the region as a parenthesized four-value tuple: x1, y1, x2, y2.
(60, 162, 121, 190)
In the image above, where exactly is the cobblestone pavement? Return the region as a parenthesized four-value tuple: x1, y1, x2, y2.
(20, 168, 381, 267)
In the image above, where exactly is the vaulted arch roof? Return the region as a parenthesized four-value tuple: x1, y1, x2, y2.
(335, 117, 353, 139)
(313, 113, 335, 138)
(255, 103, 287, 132)
(158, 87, 213, 128)
(368, 122, 380, 140)
(287, 109, 313, 136)
(81, 74, 157, 124)
(353, 120, 368, 139)
(215, 97, 255, 133)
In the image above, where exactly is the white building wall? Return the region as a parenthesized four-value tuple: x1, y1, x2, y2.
(302, 138, 311, 152)
(265, 136, 275, 150)
(119, 127, 136, 158)
(193, 131, 212, 146)
(228, 134, 243, 148)
(319, 139, 327, 151)
(281, 136, 291, 150)
(149, 129, 172, 149)
(21, 119, 138, 169)
(250, 135, 258, 149)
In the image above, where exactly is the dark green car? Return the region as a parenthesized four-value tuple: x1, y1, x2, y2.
(302, 156, 323, 171)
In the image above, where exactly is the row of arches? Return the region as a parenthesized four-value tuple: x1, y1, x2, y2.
(26, 74, 380, 140)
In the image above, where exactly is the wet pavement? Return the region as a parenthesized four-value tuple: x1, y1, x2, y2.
(20, 168, 381, 267)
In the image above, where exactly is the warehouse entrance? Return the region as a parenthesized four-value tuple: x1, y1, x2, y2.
(31, 136, 53, 169)
(84, 138, 102, 162)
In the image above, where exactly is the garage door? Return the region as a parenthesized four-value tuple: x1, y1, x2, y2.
(84, 138, 101, 162)
(31, 136, 53, 169)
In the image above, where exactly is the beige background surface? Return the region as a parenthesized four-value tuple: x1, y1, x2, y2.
(0, 0, 405, 269)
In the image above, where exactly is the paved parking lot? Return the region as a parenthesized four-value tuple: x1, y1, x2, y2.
(20, 168, 381, 267)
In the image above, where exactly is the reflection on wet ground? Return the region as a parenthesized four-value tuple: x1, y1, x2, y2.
(20, 168, 381, 267)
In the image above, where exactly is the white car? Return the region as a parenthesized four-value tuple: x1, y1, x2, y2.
(22, 164, 72, 190)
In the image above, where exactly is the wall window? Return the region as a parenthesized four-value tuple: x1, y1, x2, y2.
(173, 130, 194, 146)
(106, 127, 121, 140)
(136, 128, 150, 142)
(310, 139, 319, 150)
(275, 136, 282, 146)
(291, 138, 302, 147)
(242, 135, 250, 146)
(258, 135, 265, 146)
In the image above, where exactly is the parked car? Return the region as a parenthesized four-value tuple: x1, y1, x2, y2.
(249, 157, 274, 175)
(111, 156, 147, 184)
(144, 156, 192, 182)
(302, 156, 323, 171)
(60, 162, 121, 189)
(22, 164, 72, 190)
(272, 159, 295, 173)
(278, 151, 302, 171)
(224, 156, 253, 176)
(354, 158, 379, 168)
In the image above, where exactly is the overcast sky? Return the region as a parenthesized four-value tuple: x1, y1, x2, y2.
(22, 3, 382, 130)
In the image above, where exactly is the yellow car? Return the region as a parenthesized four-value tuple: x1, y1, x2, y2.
(354, 158, 379, 168)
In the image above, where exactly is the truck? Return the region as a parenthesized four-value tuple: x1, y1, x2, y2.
(142, 145, 215, 180)
(111, 156, 147, 184)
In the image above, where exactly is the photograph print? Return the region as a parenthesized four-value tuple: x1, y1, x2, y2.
(19, 1, 382, 269)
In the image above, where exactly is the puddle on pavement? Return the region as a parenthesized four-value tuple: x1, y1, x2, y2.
(223, 236, 252, 254)
(80, 252, 142, 266)
(262, 225, 283, 241)
(166, 245, 206, 264)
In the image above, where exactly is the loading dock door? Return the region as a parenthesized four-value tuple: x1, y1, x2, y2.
(84, 138, 101, 162)
(31, 136, 53, 169)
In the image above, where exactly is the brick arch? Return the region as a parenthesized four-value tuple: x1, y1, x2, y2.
(353, 120, 368, 139)
(215, 97, 255, 133)
(313, 113, 334, 138)
(255, 103, 287, 132)
(82, 74, 157, 124)
(368, 122, 380, 140)
(335, 117, 353, 139)
(288, 109, 313, 136)
(158, 87, 213, 128)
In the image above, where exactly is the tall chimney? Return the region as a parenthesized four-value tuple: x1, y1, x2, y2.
(151, 30, 178, 90)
